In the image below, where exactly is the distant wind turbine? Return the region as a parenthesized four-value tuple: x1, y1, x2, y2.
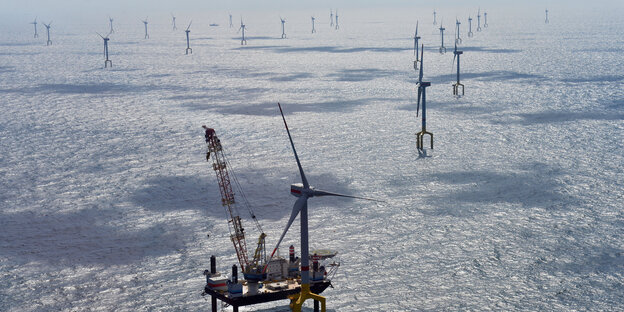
(238, 18, 247, 45)
(141, 17, 149, 39)
(413, 21, 421, 70)
(185, 21, 192, 54)
(280, 17, 286, 39)
(108, 16, 114, 34)
(43, 21, 52, 46)
(31, 17, 39, 38)
(97, 31, 113, 68)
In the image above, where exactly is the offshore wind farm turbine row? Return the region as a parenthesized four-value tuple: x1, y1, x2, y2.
(26, 7, 551, 75)
(412, 6, 550, 152)
(410, 6, 498, 152)
(28, 7, 555, 50)
(83, 10, 344, 56)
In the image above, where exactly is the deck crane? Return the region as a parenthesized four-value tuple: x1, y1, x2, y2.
(203, 126, 267, 281)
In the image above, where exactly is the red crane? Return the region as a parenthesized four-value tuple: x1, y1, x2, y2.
(203, 126, 266, 279)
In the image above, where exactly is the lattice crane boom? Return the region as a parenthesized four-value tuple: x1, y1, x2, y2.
(205, 131, 250, 271)
(203, 127, 266, 277)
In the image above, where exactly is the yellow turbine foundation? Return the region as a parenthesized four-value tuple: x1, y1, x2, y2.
(289, 284, 326, 312)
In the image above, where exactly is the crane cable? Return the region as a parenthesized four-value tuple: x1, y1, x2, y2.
(221, 148, 264, 234)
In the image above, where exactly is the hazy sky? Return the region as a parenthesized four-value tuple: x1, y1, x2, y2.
(3, 0, 608, 15)
(2, 0, 621, 25)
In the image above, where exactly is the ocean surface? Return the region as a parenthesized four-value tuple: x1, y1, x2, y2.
(1, 4, 623, 311)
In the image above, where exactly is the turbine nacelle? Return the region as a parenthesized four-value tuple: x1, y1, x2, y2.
(290, 183, 306, 197)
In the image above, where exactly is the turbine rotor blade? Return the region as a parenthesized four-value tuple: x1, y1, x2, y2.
(418, 53, 424, 83)
(278, 103, 309, 189)
(263, 195, 307, 273)
(420, 44, 424, 77)
(312, 189, 384, 202)
(417, 87, 422, 117)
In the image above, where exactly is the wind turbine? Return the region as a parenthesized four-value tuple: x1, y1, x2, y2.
(433, 9, 437, 25)
(31, 18, 39, 38)
(171, 13, 177, 30)
(455, 18, 462, 44)
(229, 13, 233, 28)
(97, 31, 112, 68)
(330, 9, 334, 27)
(452, 41, 464, 96)
(265, 102, 380, 312)
(238, 18, 247, 45)
(280, 17, 286, 39)
(43, 21, 52, 46)
(335, 10, 339, 30)
(413, 21, 421, 70)
(141, 17, 149, 39)
(108, 16, 114, 34)
(545, 9, 549, 24)
(439, 21, 446, 54)
(311, 16, 316, 33)
(483, 11, 488, 28)
(415, 45, 433, 151)
(477, 8, 482, 32)
(467, 16, 474, 38)
(185, 21, 192, 54)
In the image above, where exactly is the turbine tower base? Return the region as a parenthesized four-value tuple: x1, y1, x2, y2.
(416, 130, 433, 150)
(453, 83, 464, 96)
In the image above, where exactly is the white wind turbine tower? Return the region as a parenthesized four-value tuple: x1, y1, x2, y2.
(141, 17, 149, 39)
(413, 21, 421, 70)
(280, 17, 286, 39)
(43, 21, 52, 45)
(31, 17, 39, 38)
(97, 31, 113, 68)
(452, 41, 464, 96)
(108, 16, 114, 34)
(238, 18, 247, 45)
(439, 21, 447, 54)
(185, 21, 192, 54)
(415, 45, 433, 151)
(264, 103, 380, 312)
